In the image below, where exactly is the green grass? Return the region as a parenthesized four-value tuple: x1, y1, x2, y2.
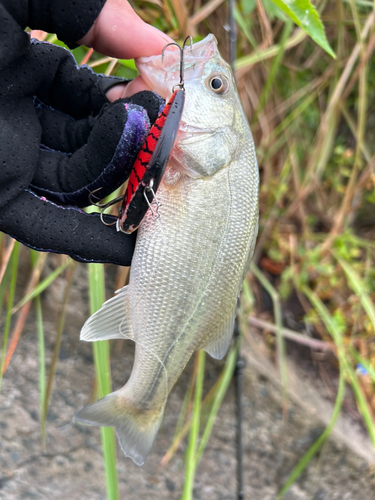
(195, 342, 239, 464)
(181, 350, 206, 500)
(11, 259, 70, 315)
(88, 263, 119, 500)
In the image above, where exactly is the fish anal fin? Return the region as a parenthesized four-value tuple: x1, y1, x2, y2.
(73, 390, 164, 466)
(202, 307, 236, 360)
(80, 286, 133, 342)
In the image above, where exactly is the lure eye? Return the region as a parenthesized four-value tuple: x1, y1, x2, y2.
(209, 75, 229, 95)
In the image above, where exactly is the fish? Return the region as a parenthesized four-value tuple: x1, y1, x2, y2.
(73, 34, 259, 466)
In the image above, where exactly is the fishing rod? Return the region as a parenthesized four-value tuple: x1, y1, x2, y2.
(227, 1, 245, 498)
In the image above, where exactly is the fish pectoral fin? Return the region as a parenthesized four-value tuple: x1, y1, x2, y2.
(80, 286, 133, 342)
(73, 390, 164, 466)
(202, 306, 236, 360)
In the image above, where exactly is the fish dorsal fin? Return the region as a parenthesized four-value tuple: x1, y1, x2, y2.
(202, 306, 236, 360)
(80, 286, 133, 342)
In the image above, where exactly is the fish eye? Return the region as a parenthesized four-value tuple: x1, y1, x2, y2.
(208, 75, 229, 95)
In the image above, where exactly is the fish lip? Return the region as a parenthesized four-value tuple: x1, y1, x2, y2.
(177, 122, 217, 144)
(179, 122, 213, 134)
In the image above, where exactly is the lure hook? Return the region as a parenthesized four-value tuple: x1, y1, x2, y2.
(88, 187, 124, 227)
(162, 35, 193, 92)
(88, 187, 105, 207)
(143, 179, 162, 220)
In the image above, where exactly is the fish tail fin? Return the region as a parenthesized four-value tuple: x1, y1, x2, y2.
(73, 390, 164, 466)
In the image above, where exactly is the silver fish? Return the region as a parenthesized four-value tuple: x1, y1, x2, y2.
(74, 34, 259, 466)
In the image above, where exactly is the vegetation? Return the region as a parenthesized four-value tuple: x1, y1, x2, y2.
(1, 0, 375, 498)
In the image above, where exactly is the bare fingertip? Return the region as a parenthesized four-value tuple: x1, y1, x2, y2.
(106, 83, 129, 102)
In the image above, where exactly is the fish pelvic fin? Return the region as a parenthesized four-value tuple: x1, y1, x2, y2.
(202, 304, 236, 360)
(73, 390, 164, 466)
(80, 286, 133, 342)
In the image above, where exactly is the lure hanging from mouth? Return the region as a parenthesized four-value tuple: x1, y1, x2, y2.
(116, 37, 193, 233)
(117, 89, 185, 234)
(91, 37, 192, 233)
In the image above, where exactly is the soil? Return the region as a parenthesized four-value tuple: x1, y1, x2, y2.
(1, 257, 375, 500)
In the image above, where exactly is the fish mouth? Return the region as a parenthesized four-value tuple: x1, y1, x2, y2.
(178, 122, 216, 144)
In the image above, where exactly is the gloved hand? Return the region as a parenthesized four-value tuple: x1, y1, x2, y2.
(0, 0, 171, 266)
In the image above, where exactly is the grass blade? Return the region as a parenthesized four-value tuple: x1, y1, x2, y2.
(235, 29, 307, 71)
(181, 350, 205, 500)
(250, 262, 288, 399)
(11, 259, 71, 315)
(234, 5, 257, 49)
(334, 254, 375, 331)
(302, 285, 375, 446)
(174, 361, 198, 439)
(190, 0, 226, 26)
(276, 285, 348, 499)
(345, 361, 375, 447)
(35, 293, 46, 437)
(29, 247, 47, 440)
(88, 263, 119, 500)
(277, 360, 345, 499)
(2, 253, 52, 374)
(0, 241, 20, 393)
(159, 361, 228, 470)
(0, 237, 15, 284)
(254, 20, 293, 119)
(42, 262, 76, 443)
(117, 58, 137, 71)
(195, 343, 238, 464)
(0, 247, 14, 319)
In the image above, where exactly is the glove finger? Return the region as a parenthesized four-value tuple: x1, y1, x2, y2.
(35, 100, 96, 154)
(34, 90, 165, 155)
(0, 100, 41, 210)
(0, 190, 136, 267)
(32, 101, 150, 207)
(26, 41, 125, 119)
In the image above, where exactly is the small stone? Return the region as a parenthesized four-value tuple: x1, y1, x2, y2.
(165, 477, 175, 491)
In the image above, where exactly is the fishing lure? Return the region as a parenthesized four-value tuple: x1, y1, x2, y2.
(117, 88, 185, 233)
(91, 37, 192, 233)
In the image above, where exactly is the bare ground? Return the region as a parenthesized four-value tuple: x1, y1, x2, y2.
(1, 259, 375, 499)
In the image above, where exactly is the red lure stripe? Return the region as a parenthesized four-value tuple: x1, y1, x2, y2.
(124, 90, 178, 209)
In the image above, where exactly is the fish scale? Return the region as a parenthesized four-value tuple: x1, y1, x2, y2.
(74, 34, 259, 466)
(127, 155, 257, 412)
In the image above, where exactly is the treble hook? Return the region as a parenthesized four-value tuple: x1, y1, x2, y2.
(143, 179, 162, 220)
(162, 35, 193, 92)
(89, 187, 124, 226)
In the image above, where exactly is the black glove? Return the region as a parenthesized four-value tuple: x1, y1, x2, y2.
(0, 0, 165, 266)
